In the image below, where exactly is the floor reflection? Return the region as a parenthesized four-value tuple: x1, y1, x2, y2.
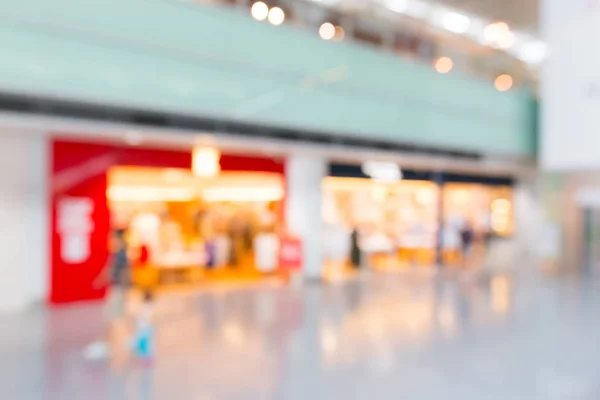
(5, 270, 600, 399)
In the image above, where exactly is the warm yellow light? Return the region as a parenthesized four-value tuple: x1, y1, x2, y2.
(192, 146, 220, 178)
(334, 25, 345, 41)
(484, 21, 514, 49)
(268, 7, 285, 26)
(222, 322, 245, 347)
(162, 168, 187, 183)
(320, 327, 338, 354)
(451, 190, 469, 205)
(251, 1, 269, 21)
(415, 188, 435, 205)
(491, 275, 511, 314)
(372, 184, 388, 202)
(202, 187, 284, 202)
(497, 30, 515, 49)
(107, 186, 196, 202)
(494, 74, 513, 92)
(434, 56, 453, 74)
(491, 198, 511, 213)
(319, 22, 336, 40)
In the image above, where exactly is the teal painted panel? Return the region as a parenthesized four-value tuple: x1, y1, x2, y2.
(0, 0, 536, 155)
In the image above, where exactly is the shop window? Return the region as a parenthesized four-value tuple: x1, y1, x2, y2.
(107, 166, 286, 285)
(322, 177, 440, 275)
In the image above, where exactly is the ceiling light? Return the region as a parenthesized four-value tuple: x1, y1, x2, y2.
(192, 146, 221, 178)
(442, 12, 471, 33)
(484, 21, 515, 49)
(496, 30, 515, 49)
(361, 161, 402, 182)
(434, 56, 453, 74)
(251, 1, 269, 21)
(319, 22, 336, 40)
(385, 0, 409, 13)
(405, 0, 430, 18)
(268, 7, 285, 26)
(517, 40, 548, 64)
(494, 74, 513, 92)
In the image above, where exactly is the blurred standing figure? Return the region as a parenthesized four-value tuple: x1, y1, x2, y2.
(350, 226, 362, 269)
(86, 228, 132, 361)
(460, 222, 474, 266)
(104, 229, 132, 321)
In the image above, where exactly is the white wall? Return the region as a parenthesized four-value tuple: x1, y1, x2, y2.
(0, 132, 48, 313)
(513, 179, 543, 258)
(541, 0, 600, 170)
(285, 155, 326, 280)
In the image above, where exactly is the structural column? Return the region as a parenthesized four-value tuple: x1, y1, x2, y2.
(0, 132, 48, 313)
(285, 155, 326, 281)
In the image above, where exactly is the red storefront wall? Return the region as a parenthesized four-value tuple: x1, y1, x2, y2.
(50, 139, 284, 304)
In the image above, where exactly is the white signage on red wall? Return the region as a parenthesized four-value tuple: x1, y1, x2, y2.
(57, 197, 95, 264)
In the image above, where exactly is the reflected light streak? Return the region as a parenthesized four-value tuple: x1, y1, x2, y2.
(222, 322, 246, 347)
(491, 275, 511, 315)
(321, 327, 339, 355)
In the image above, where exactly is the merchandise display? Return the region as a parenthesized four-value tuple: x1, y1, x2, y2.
(322, 177, 514, 270)
(107, 166, 285, 286)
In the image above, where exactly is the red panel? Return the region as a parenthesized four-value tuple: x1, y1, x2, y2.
(220, 154, 284, 174)
(50, 139, 284, 304)
(51, 141, 113, 304)
(118, 147, 192, 169)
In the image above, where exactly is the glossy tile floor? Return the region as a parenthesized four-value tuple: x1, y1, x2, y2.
(2, 270, 600, 400)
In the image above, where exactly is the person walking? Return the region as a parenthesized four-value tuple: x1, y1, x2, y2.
(85, 228, 132, 362)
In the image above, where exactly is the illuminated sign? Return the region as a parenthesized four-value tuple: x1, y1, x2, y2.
(361, 161, 402, 182)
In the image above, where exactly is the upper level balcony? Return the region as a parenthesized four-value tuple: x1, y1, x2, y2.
(197, 0, 544, 92)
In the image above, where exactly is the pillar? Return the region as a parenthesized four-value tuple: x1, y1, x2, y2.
(285, 155, 326, 280)
(0, 132, 48, 313)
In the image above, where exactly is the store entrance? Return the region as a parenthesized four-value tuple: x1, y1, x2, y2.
(323, 177, 439, 274)
(107, 166, 284, 287)
(322, 168, 515, 274)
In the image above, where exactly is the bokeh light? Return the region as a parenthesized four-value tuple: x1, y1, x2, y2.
(251, 1, 269, 21)
(319, 22, 336, 40)
(435, 57, 453, 74)
(495, 74, 513, 91)
(268, 7, 285, 26)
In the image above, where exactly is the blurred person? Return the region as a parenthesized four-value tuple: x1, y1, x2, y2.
(85, 228, 133, 361)
(130, 242, 158, 365)
(133, 291, 156, 365)
(350, 225, 362, 269)
(460, 222, 474, 266)
(103, 228, 132, 322)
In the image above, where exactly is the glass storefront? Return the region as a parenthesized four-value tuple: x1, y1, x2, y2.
(108, 166, 285, 285)
(322, 169, 514, 273)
